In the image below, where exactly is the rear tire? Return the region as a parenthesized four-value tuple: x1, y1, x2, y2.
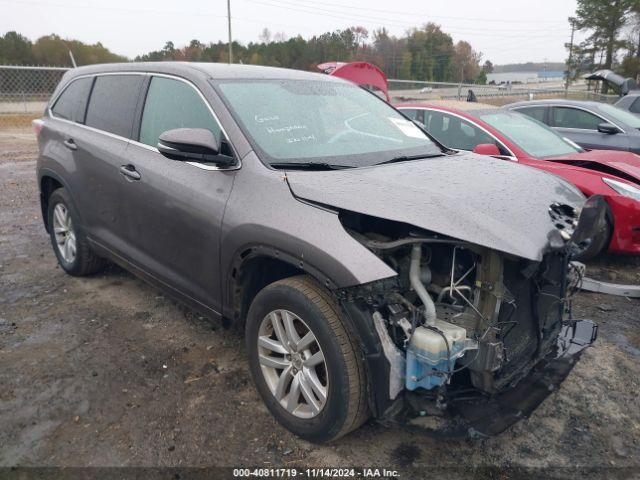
(246, 275, 369, 443)
(47, 188, 106, 276)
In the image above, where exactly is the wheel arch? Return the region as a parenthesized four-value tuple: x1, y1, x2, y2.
(39, 171, 66, 232)
(224, 244, 342, 329)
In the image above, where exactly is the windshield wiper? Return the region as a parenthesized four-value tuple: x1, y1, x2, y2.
(270, 162, 352, 170)
(373, 152, 446, 166)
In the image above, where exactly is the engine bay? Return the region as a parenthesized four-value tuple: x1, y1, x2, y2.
(338, 210, 588, 429)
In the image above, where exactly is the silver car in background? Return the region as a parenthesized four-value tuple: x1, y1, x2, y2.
(507, 99, 640, 154)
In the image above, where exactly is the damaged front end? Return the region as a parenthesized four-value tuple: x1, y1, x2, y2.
(337, 203, 600, 438)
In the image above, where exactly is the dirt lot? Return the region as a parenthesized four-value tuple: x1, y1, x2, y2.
(1, 129, 639, 478)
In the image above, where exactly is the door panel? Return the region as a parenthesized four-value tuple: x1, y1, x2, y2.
(120, 144, 234, 310)
(73, 129, 129, 247)
(77, 74, 145, 251)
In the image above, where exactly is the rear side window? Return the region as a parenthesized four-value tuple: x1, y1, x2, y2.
(51, 77, 93, 123)
(85, 75, 143, 138)
(552, 107, 602, 130)
(630, 97, 640, 114)
(139, 76, 221, 148)
(515, 106, 547, 124)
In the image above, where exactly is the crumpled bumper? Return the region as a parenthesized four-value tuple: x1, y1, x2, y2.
(390, 319, 598, 438)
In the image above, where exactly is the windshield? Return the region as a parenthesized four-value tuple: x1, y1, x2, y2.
(216, 79, 441, 168)
(480, 111, 583, 158)
(598, 103, 640, 128)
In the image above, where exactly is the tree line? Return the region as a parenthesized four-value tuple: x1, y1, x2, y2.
(136, 25, 490, 83)
(568, 0, 640, 90)
(0, 24, 491, 83)
(0, 32, 126, 66)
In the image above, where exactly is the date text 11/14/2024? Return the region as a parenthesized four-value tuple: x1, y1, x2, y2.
(232, 468, 400, 478)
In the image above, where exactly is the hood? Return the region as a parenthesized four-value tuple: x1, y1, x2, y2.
(546, 150, 640, 186)
(286, 153, 585, 261)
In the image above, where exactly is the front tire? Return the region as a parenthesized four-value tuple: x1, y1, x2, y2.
(246, 275, 369, 442)
(47, 188, 105, 276)
(574, 210, 613, 261)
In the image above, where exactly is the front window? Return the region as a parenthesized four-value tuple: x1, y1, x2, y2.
(552, 107, 602, 130)
(422, 110, 498, 151)
(598, 103, 640, 128)
(480, 112, 583, 158)
(139, 76, 222, 148)
(216, 80, 441, 168)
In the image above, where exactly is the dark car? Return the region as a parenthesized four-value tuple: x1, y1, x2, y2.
(35, 62, 598, 442)
(506, 99, 640, 154)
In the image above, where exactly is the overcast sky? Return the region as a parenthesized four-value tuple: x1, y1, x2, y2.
(2, 0, 586, 65)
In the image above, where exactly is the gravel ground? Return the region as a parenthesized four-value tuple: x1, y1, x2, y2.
(1, 129, 639, 478)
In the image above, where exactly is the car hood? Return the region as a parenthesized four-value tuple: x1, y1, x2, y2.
(285, 153, 585, 261)
(546, 150, 640, 185)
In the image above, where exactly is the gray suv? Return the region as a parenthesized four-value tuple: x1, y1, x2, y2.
(36, 62, 598, 442)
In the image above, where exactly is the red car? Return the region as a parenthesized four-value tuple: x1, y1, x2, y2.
(396, 102, 640, 258)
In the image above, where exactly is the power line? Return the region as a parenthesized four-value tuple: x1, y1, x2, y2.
(0, 0, 228, 18)
(243, 0, 569, 38)
(258, 0, 568, 25)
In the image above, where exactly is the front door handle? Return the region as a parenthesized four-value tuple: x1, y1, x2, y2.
(63, 138, 77, 151)
(119, 164, 141, 181)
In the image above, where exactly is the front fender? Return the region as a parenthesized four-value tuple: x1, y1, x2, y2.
(219, 152, 397, 318)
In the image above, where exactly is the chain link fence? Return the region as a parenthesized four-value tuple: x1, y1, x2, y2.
(387, 79, 620, 106)
(0, 65, 70, 130)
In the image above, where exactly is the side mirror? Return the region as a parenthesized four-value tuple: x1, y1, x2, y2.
(597, 122, 620, 135)
(157, 128, 234, 166)
(472, 143, 501, 156)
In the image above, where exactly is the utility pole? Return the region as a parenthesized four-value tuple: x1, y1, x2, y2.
(565, 21, 575, 93)
(227, 0, 233, 64)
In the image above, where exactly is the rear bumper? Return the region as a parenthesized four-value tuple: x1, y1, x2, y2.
(385, 319, 597, 438)
(607, 196, 640, 254)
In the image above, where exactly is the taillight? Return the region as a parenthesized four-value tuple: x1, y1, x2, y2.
(32, 119, 44, 137)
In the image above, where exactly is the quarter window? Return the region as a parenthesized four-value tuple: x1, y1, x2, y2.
(51, 77, 93, 123)
(139, 76, 221, 148)
(552, 107, 602, 130)
(85, 75, 144, 138)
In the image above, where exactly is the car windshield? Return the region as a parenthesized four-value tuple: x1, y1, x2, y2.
(598, 103, 640, 128)
(480, 111, 583, 158)
(216, 79, 441, 168)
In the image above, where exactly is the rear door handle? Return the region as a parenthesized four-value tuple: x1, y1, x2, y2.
(119, 164, 141, 181)
(63, 138, 77, 151)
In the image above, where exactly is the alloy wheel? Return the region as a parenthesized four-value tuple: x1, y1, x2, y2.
(257, 309, 328, 419)
(52, 203, 76, 264)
